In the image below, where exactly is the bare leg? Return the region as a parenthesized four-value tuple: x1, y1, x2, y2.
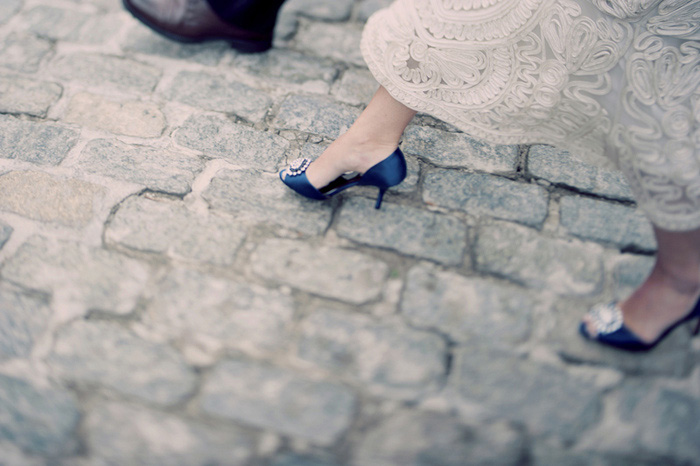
(584, 226, 700, 342)
(305, 86, 417, 188)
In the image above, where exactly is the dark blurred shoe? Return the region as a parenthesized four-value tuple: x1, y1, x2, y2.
(123, 0, 273, 53)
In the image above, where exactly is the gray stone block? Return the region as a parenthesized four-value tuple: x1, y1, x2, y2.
(107, 196, 246, 266)
(176, 114, 289, 170)
(612, 254, 654, 300)
(64, 93, 166, 138)
(0, 171, 104, 228)
(0, 0, 21, 24)
(401, 264, 532, 346)
(72, 13, 128, 45)
(423, 170, 549, 228)
(451, 348, 601, 442)
(402, 126, 519, 173)
(200, 359, 356, 445)
(335, 197, 467, 266)
(143, 268, 295, 355)
(84, 402, 257, 465)
(0, 374, 79, 455)
(203, 169, 333, 235)
(356, 411, 525, 466)
(357, 0, 393, 21)
(0, 76, 62, 117)
(296, 310, 446, 400)
(283, 0, 354, 21)
(49, 320, 197, 406)
(164, 71, 272, 122)
(50, 53, 161, 93)
(0, 286, 51, 360)
(78, 139, 204, 195)
(0, 220, 11, 250)
(250, 238, 388, 304)
(331, 68, 378, 106)
(23, 6, 90, 41)
(294, 21, 365, 67)
(474, 221, 604, 295)
(232, 49, 338, 86)
(122, 26, 227, 66)
(2, 236, 149, 316)
(528, 145, 634, 201)
(0, 115, 77, 165)
(560, 196, 656, 251)
(273, 95, 361, 139)
(0, 33, 52, 73)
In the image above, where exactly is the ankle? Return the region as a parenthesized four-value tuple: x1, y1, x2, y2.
(653, 261, 700, 296)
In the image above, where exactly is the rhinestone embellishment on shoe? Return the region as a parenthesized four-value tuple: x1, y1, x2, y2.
(586, 302, 623, 336)
(285, 158, 311, 177)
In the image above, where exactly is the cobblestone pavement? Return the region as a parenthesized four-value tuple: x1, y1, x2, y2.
(0, 0, 699, 464)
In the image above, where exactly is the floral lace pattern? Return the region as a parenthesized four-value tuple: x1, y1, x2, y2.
(362, 0, 700, 230)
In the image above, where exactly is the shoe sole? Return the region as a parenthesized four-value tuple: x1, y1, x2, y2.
(121, 0, 272, 53)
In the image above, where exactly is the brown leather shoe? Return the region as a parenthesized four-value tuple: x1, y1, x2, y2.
(123, 0, 273, 53)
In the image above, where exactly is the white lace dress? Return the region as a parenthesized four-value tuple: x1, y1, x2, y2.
(361, 0, 700, 231)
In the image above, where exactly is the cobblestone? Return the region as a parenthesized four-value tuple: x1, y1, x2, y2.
(0, 220, 11, 249)
(122, 26, 227, 66)
(332, 68, 379, 106)
(285, 0, 354, 21)
(0, 286, 51, 360)
(357, 0, 393, 21)
(49, 320, 197, 406)
(336, 197, 467, 265)
(50, 53, 161, 93)
(0, 75, 62, 117)
(164, 71, 272, 122)
(64, 93, 166, 138)
(0, 171, 104, 228)
(528, 145, 634, 201)
(475, 221, 604, 295)
(294, 21, 365, 67)
(296, 309, 446, 399)
(612, 254, 654, 299)
(0, 374, 79, 455)
(232, 49, 338, 87)
(0, 0, 21, 24)
(560, 196, 656, 251)
(176, 113, 289, 170)
(251, 238, 388, 304)
(274, 94, 361, 138)
(0, 33, 52, 73)
(22, 6, 90, 41)
(78, 139, 204, 195)
(0, 115, 78, 165)
(200, 358, 356, 445)
(423, 170, 549, 228)
(402, 125, 519, 173)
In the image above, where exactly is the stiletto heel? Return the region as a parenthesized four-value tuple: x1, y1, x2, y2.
(279, 148, 407, 209)
(580, 295, 700, 352)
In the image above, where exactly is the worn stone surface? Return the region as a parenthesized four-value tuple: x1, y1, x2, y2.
(357, 0, 394, 21)
(0, 115, 78, 165)
(355, 410, 526, 466)
(423, 170, 549, 228)
(0, 76, 62, 117)
(0, 171, 104, 228)
(0, 220, 12, 250)
(122, 25, 227, 66)
(0, 374, 79, 455)
(284, 0, 355, 21)
(84, 401, 257, 465)
(296, 309, 446, 400)
(2, 235, 149, 315)
(0, 0, 21, 24)
(64, 93, 166, 138)
(0, 33, 52, 73)
(251, 238, 388, 304)
(336, 197, 467, 265)
(560, 196, 656, 251)
(200, 359, 357, 445)
(294, 21, 365, 67)
(164, 71, 272, 122)
(50, 53, 161, 92)
(233, 49, 338, 86)
(332, 68, 378, 106)
(203, 168, 333, 235)
(402, 125, 519, 173)
(49, 320, 197, 405)
(176, 114, 289, 170)
(106, 195, 246, 265)
(78, 139, 204, 195)
(475, 221, 604, 295)
(528, 145, 634, 201)
(274, 94, 361, 139)
(451, 348, 602, 442)
(22, 6, 90, 41)
(401, 264, 532, 346)
(143, 268, 295, 356)
(0, 286, 51, 359)
(612, 254, 655, 300)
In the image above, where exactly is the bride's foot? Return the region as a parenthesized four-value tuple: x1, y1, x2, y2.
(582, 262, 700, 344)
(304, 134, 399, 189)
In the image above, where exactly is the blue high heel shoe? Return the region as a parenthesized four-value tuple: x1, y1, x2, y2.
(579, 298, 700, 352)
(278, 148, 407, 210)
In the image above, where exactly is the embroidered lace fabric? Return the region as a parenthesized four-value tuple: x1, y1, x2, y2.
(361, 0, 700, 231)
